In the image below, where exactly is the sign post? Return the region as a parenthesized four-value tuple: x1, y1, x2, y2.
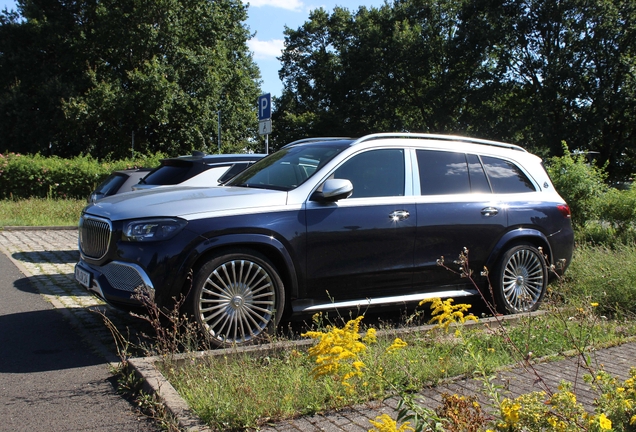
(258, 93, 271, 154)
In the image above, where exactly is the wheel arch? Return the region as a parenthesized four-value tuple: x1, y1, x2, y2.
(180, 233, 299, 310)
(485, 228, 553, 274)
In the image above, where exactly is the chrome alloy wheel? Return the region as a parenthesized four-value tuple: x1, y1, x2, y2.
(198, 258, 277, 345)
(500, 247, 546, 312)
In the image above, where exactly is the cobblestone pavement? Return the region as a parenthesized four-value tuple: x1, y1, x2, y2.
(2, 228, 635, 432)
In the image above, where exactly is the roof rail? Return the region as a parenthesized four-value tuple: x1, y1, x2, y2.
(282, 137, 353, 148)
(353, 133, 527, 152)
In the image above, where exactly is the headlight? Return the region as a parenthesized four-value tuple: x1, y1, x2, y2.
(122, 218, 187, 242)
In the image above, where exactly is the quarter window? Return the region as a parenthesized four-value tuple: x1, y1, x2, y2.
(334, 149, 405, 198)
(467, 154, 491, 193)
(481, 156, 536, 193)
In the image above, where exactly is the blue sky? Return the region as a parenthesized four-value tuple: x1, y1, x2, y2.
(0, 0, 386, 97)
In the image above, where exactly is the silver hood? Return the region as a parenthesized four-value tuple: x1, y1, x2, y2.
(82, 185, 289, 221)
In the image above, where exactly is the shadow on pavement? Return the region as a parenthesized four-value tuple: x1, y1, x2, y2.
(12, 249, 79, 264)
(0, 307, 111, 373)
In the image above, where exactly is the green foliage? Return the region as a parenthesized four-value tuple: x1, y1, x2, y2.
(545, 143, 608, 227)
(598, 186, 636, 234)
(0, 152, 164, 199)
(0, 0, 261, 159)
(273, 0, 636, 182)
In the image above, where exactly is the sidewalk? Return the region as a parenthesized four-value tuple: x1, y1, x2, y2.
(1, 228, 634, 432)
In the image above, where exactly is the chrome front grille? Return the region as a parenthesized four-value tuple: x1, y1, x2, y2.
(79, 215, 112, 259)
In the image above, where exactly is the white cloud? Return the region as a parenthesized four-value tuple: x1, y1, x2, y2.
(248, 38, 285, 59)
(244, 0, 304, 11)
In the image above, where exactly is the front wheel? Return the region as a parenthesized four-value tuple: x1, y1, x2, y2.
(492, 245, 548, 314)
(186, 250, 285, 347)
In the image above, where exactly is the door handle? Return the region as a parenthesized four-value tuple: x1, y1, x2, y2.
(389, 210, 410, 221)
(481, 207, 499, 217)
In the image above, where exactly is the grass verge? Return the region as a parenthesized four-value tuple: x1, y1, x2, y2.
(0, 198, 85, 227)
(156, 305, 636, 430)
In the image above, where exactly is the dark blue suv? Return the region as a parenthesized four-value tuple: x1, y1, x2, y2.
(75, 133, 574, 346)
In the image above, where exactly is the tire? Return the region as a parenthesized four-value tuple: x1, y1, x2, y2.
(492, 244, 548, 314)
(186, 250, 285, 347)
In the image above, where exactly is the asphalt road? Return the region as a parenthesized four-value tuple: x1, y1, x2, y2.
(0, 239, 159, 431)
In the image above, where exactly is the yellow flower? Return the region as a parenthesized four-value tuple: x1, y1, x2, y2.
(598, 413, 612, 430)
(302, 316, 367, 379)
(386, 338, 408, 354)
(630, 414, 636, 425)
(500, 399, 521, 426)
(368, 414, 414, 432)
(591, 302, 599, 307)
(363, 328, 378, 344)
(419, 297, 477, 331)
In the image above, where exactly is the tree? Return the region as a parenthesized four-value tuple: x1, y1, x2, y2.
(273, 0, 636, 182)
(272, 0, 513, 150)
(0, 0, 261, 159)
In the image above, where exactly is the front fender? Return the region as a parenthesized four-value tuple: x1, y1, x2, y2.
(176, 233, 300, 300)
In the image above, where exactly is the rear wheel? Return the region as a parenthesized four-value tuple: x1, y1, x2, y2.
(186, 250, 285, 347)
(493, 244, 547, 314)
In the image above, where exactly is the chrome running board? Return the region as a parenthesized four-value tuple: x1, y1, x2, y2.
(291, 289, 479, 314)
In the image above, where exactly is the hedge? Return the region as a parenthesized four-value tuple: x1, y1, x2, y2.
(0, 152, 166, 200)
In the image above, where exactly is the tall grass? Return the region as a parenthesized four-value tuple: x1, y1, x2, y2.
(0, 198, 85, 227)
(558, 243, 636, 317)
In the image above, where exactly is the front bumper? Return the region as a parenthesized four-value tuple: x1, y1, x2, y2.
(75, 259, 155, 309)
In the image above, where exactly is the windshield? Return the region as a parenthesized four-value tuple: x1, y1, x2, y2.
(227, 144, 348, 191)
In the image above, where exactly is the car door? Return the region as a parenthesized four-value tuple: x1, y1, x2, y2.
(304, 148, 416, 303)
(413, 151, 507, 290)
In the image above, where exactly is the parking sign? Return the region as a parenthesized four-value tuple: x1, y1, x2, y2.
(258, 93, 271, 121)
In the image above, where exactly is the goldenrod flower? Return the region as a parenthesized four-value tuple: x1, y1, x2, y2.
(302, 316, 367, 381)
(386, 338, 408, 354)
(368, 414, 414, 432)
(419, 298, 478, 331)
(591, 302, 599, 307)
(363, 328, 378, 344)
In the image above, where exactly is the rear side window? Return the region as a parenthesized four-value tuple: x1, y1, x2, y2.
(417, 150, 491, 195)
(481, 156, 536, 193)
(142, 160, 207, 185)
(94, 173, 127, 196)
(334, 149, 405, 198)
(218, 163, 250, 184)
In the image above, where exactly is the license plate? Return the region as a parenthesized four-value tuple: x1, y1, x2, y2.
(75, 266, 91, 288)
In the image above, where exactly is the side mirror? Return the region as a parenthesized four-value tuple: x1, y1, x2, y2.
(311, 179, 353, 202)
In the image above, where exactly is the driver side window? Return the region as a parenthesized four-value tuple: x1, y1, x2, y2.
(333, 149, 405, 198)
